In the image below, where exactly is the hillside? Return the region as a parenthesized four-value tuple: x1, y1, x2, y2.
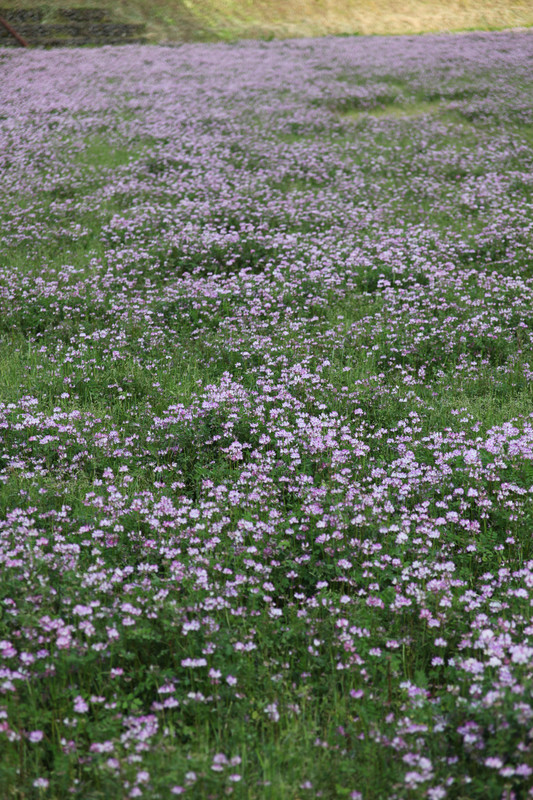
(1, 0, 532, 42)
(2, 24, 533, 799)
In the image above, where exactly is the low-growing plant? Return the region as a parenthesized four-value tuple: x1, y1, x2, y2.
(1, 28, 533, 800)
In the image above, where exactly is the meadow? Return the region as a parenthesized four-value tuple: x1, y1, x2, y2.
(1, 30, 533, 799)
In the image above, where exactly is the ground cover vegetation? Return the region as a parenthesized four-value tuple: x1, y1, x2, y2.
(1, 30, 533, 800)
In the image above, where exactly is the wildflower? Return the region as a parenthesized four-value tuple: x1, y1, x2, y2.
(73, 696, 89, 714)
(485, 757, 504, 769)
(181, 658, 207, 668)
(265, 702, 280, 722)
(212, 753, 228, 771)
(427, 788, 446, 799)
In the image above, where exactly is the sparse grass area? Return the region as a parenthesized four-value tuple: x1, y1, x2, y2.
(339, 99, 445, 120)
(1, 29, 533, 800)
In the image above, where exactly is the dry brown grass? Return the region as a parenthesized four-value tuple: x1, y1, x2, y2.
(2, 0, 533, 40)
(187, 0, 533, 38)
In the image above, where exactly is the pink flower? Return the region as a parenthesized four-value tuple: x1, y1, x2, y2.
(73, 696, 89, 714)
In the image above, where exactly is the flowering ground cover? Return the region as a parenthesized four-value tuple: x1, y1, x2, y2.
(1, 30, 533, 799)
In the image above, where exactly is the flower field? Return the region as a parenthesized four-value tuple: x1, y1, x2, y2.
(1, 30, 533, 799)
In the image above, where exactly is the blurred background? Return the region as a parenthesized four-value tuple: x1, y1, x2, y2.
(1, 0, 532, 44)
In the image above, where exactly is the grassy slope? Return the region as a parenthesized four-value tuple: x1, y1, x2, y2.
(1, 0, 533, 41)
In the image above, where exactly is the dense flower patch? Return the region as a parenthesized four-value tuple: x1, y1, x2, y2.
(1, 30, 533, 799)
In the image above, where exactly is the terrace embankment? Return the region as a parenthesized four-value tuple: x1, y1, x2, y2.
(0, 0, 532, 45)
(0, 6, 146, 46)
